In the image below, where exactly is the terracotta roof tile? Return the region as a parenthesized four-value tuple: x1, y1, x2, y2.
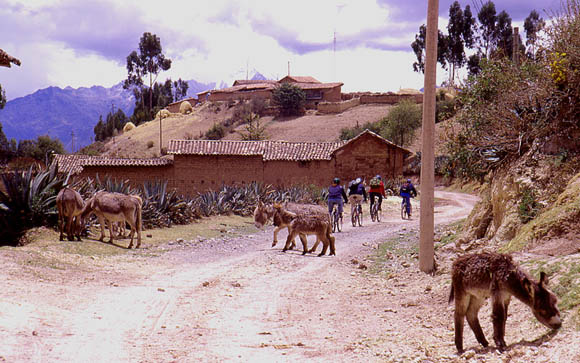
(53, 154, 173, 175)
(168, 140, 345, 161)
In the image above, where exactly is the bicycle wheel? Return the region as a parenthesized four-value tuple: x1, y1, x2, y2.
(401, 201, 407, 219)
(357, 205, 363, 226)
(370, 205, 376, 222)
(376, 206, 381, 222)
(351, 210, 357, 227)
(332, 210, 338, 232)
(338, 213, 343, 232)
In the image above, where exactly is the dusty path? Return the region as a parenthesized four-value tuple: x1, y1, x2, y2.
(2, 191, 576, 362)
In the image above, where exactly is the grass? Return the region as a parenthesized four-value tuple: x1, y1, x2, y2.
(436, 219, 465, 249)
(0, 215, 259, 277)
(523, 256, 580, 329)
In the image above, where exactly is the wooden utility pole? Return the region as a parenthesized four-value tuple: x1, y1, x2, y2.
(159, 113, 163, 155)
(419, 0, 438, 274)
(512, 27, 520, 66)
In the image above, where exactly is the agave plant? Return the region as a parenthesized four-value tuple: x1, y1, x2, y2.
(0, 164, 67, 246)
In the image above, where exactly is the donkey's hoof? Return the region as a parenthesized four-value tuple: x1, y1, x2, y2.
(271, 241, 277, 247)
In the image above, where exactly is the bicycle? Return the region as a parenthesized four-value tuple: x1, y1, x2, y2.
(401, 197, 412, 220)
(351, 200, 363, 227)
(332, 204, 343, 232)
(370, 201, 381, 222)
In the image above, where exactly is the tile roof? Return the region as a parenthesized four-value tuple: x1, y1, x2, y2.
(233, 80, 278, 86)
(168, 140, 345, 161)
(280, 76, 321, 84)
(53, 154, 173, 175)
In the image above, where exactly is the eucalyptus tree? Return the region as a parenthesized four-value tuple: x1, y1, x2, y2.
(446, 1, 476, 83)
(124, 32, 172, 119)
(524, 10, 545, 59)
(411, 24, 449, 74)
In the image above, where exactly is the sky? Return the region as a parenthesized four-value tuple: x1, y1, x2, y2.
(0, 0, 562, 100)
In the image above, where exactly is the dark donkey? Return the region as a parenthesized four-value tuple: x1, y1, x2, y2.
(56, 187, 85, 241)
(449, 252, 561, 353)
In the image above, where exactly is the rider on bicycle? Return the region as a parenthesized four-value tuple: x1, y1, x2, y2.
(328, 177, 348, 218)
(399, 179, 418, 217)
(347, 177, 367, 216)
(369, 175, 386, 214)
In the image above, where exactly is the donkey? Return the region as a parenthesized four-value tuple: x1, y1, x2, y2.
(272, 203, 336, 257)
(56, 187, 86, 241)
(449, 252, 561, 353)
(82, 191, 143, 249)
(253, 201, 328, 252)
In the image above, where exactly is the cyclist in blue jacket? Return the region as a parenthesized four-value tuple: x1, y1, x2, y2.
(399, 179, 417, 217)
(328, 177, 348, 217)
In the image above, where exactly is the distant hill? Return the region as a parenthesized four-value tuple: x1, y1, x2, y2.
(0, 83, 135, 151)
(0, 76, 237, 151)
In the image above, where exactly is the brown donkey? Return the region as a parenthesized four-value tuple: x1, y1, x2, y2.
(56, 187, 85, 241)
(449, 252, 561, 353)
(272, 203, 335, 257)
(253, 201, 327, 252)
(82, 192, 143, 249)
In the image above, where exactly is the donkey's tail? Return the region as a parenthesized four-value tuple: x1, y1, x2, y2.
(448, 285, 455, 304)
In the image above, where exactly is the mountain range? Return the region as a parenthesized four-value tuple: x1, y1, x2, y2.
(0, 71, 268, 151)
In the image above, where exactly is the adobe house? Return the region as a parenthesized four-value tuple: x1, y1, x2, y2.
(54, 130, 411, 196)
(196, 76, 343, 108)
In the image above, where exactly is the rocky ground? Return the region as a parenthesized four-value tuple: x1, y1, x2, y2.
(1, 191, 578, 362)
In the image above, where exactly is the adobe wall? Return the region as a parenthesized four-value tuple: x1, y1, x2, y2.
(360, 93, 423, 104)
(167, 98, 198, 113)
(322, 87, 342, 102)
(333, 136, 405, 183)
(78, 165, 175, 190)
(264, 160, 335, 188)
(172, 154, 264, 195)
(208, 90, 272, 103)
(317, 97, 360, 114)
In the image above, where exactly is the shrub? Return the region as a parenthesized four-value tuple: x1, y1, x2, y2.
(205, 123, 225, 140)
(272, 83, 305, 117)
(380, 99, 422, 146)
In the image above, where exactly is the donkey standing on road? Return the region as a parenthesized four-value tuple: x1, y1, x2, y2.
(272, 203, 336, 257)
(56, 187, 86, 241)
(449, 252, 561, 353)
(253, 201, 328, 252)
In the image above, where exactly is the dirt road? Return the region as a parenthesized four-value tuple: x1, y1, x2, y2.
(1, 191, 576, 362)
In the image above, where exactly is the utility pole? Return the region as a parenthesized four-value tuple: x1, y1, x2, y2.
(159, 112, 163, 155)
(419, 0, 438, 274)
(512, 27, 520, 66)
(71, 130, 75, 153)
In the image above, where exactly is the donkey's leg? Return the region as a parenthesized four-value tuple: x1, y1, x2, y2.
(454, 294, 470, 353)
(491, 295, 509, 351)
(318, 233, 329, 257)
(466, 297, 488, 348)
(272, 226, 284, 247)
(282, 230, 296, 252)
(66, 214, 75, 241)
(308, 236, 321, 253)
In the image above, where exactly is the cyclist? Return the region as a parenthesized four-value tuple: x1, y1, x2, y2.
(369, 174, 386, 214)
(347, 177, 367, 216)
(328, 177, 348, 218)
(399, 178, 418, 217)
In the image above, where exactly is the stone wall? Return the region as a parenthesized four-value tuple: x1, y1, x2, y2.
(360, 93, 423, 104)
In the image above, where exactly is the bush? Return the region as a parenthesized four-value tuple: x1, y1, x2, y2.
(272, 83, 305, 117)
(205, 123, 225, 140)
(379, 99, 422, 146)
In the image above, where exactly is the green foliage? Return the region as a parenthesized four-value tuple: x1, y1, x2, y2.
(518, 188, 540, 223)
(94, 109, 129, 142)
(0, 83, 6, 109)
(272, 83, 306, 117)
(205, 123, 226, 140)
(239, 113, 267, 141)
(436, 98, 456, 123)
(380, 99, 422, 146)
(411, 24, 450, 74)
(15, 135, 65, 164)
(339, 121, 381, 141)
(0, 164, 67, 246)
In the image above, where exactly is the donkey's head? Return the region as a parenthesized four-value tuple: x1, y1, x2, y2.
(526, 272, 562, 330)
(253, 201, 274, 228)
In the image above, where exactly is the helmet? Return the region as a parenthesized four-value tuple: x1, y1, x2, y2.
(333, 177, 340, 184)
(355, 177, 362, 184)
(375, 175, 382, 180)
(407, 179, 412, 183)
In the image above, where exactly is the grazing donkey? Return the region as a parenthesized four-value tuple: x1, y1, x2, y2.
(82, 191, 143, 249)
(272, 203, 335, 257)
(56, 187, 85, 241)
(253, 201, 328, 252)
(449, 252, 561, 353)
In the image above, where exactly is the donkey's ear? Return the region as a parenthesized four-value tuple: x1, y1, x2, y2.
(539, 271, 549, 287)
(523, 277, 535, 299)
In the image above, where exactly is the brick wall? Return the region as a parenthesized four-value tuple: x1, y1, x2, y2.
(333, 135, 405, 183)
(79, 165, 175, 189)
(263, 160, 335, 188)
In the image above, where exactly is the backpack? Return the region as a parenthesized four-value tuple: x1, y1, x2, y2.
(370, 177, 380, 187)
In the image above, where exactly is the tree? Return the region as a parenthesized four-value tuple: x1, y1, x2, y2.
(495, 10, 513, 58)
(0, 122, 16, 163)
(124, 32, 172, 119)
(0, 84, 6, 110)
(524, 10, 545, 59)
(272, 83, 306, 117)
(446, 1, 476, 83)
(240, 113, 267, 141)
(411, 24, 449, 74)
(477, 1, 498, 58)
(17, 135, 65, 161)
(379, 99, 422, 146)
(94, 109, 129, 142)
